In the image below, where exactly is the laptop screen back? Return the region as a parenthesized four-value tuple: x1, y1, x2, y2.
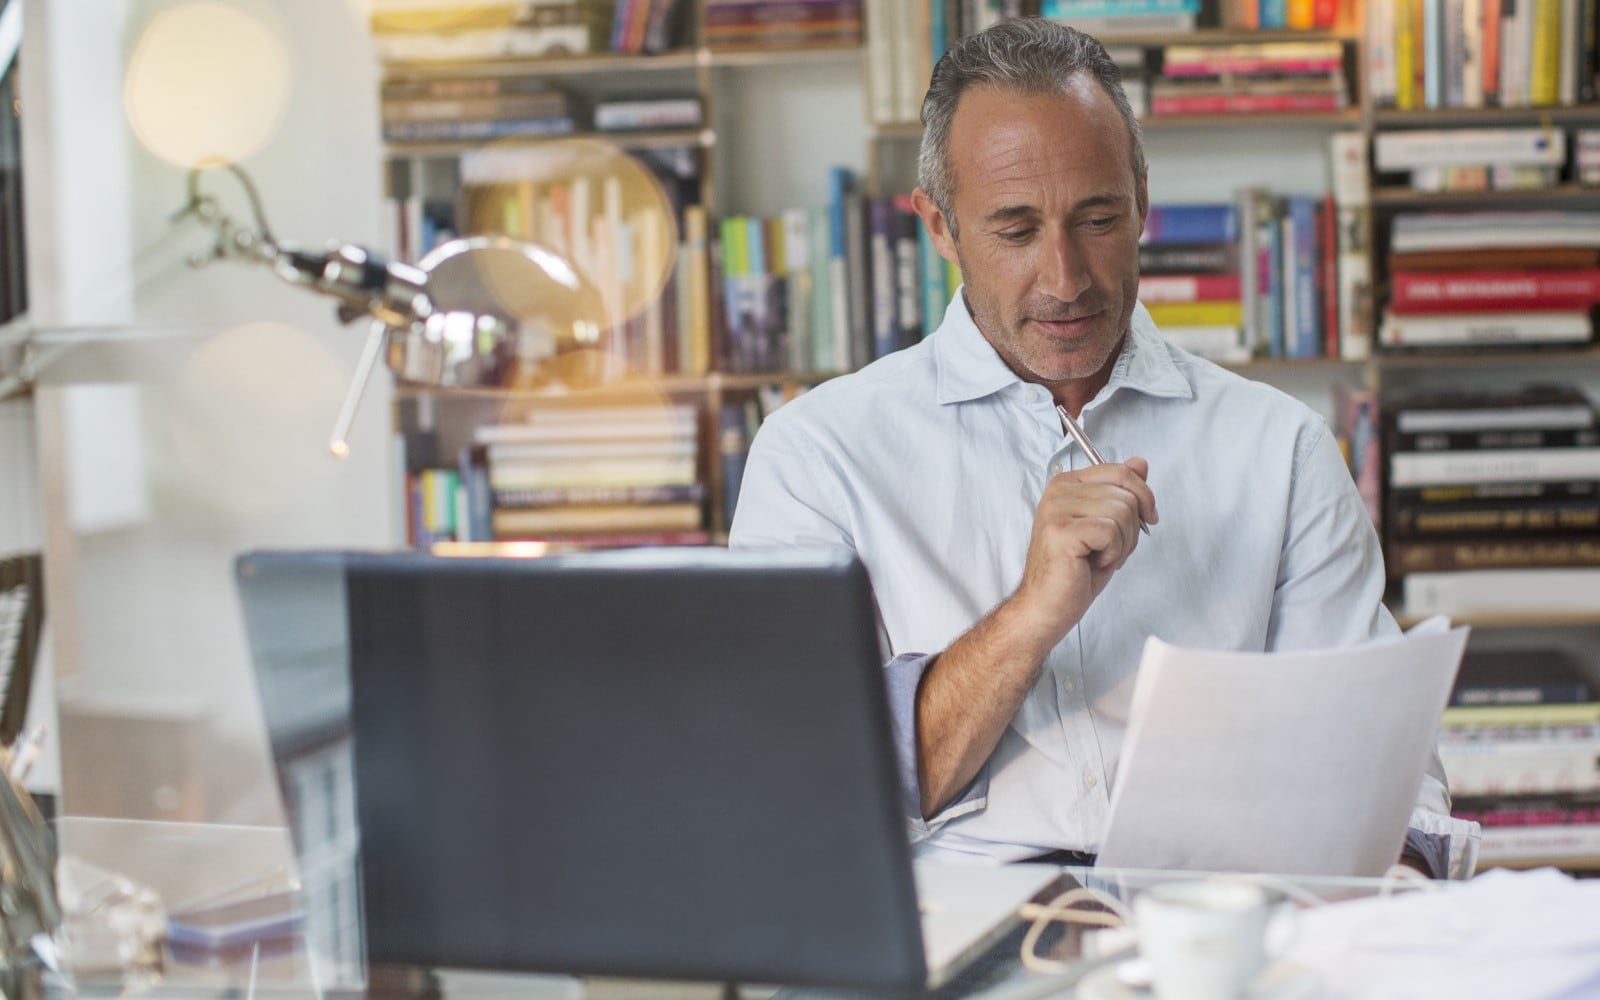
(340, 547, 926, 990)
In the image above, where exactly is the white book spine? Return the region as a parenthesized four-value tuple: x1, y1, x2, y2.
(1374, 128, 1566, 169)
(1402, 567, 1600, 615)
(1478, 823, 1600, 861)
(1379, 309, 1592, 347)
(1389, 446, 1600, 486)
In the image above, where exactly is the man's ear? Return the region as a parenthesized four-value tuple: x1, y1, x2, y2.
(1136, 169, 1150, 233)
(911, 187, 958, 265)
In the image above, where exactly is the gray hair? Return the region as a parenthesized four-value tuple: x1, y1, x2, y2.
(918, 18, 1147, 232)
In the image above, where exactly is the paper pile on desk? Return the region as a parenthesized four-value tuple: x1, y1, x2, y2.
(1284, 867, 1600, 1000)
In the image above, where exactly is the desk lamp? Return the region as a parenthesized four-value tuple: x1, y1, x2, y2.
(173, 162, 615, 457)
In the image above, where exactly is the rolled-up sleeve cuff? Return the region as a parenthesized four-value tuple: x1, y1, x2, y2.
(1402, 827, 1451, 880)
(884, 652, 989, 841)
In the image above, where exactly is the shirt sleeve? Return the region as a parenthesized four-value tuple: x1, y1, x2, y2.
(731, 413, 989, 839)
(1271, 421, 1460, 852)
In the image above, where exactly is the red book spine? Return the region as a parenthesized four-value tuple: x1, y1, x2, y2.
(1137, 273, 1244, 302)
(1150, 92, 1344, 115)
(1162, 58, 1343, 76)
(1389, 268, 1600, 313)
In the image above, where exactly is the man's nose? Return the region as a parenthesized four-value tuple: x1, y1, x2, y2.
(1040, 231, 1091, 302)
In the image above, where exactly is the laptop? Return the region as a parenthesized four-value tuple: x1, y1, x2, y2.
(237, 548, 1060, 993)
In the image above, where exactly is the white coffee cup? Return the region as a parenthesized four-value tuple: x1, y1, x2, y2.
(1132, 877, 1285, 1000)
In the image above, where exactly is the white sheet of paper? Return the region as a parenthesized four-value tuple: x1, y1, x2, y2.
(1095, 617, 1469, 877)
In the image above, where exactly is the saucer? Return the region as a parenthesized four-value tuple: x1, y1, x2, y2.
(1077, 958, 1321, 1000)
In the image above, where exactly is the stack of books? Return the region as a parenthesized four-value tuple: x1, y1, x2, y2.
(372, 0, 593, 62)
(1440, 649, 1600, 866)
(466, 403, 709, 545)
(380, 74, 577, 144)
(1383, 383, 1600, 615)
(1139, 203, 1248, 362)
(1379, 212, 1600, 350)
(1374, 126, 1567, 193)
(1149, 40, 1349, 117)
(1042, 0, 1200, 37)
(704, 0, 862, 51)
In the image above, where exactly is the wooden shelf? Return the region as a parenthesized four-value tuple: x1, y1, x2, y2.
(1393, 608, 1600, 629)
(1221, 356, 1367, 373)
(1372, 183, 1600, 206)
(1476, 854, 1600, 873)
(393, 370, 841, 401)
(1060, 26, 1361, 46)
(387, 127, 715, 157)
(1374, 346, 1600, 369)
(1374, 103, 1600, 127)
(382, 43, 862, 79)
(1139, 109, 1362, 129)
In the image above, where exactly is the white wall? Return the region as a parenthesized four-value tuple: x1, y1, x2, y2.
(25, 0, 393, 825)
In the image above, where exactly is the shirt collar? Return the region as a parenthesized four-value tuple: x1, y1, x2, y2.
(932, 290, 1195, 407)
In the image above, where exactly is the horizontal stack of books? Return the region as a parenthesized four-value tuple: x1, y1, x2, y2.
(1139, 203, 1248, 363)
(1383, 383, 1600, 616)
(372, 0, 594, 62)
(380, 74, 578, 144)
(1149, 40, 1349, 117)
(465, 403, 709, 546)
(1379, 211, 1600, 350)
(1043, 0, 1200, 36)
(704, 0, 862, 51)
(1440, 649, 1600, 867)
(1374, 126, 1567, 193)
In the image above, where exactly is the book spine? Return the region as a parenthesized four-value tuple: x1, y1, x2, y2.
(493, 482, 706, 508)
(1386, 498, 1600, 538)
(1388, 536, 1600, 573)
(1389, 446, 1600, 486)
(1388, 427, 1600, 451)
(1137, 274, 1244, 302)
(1448, 681, 1593, 706)
(1138, 242, 1241, 274)
(1389, 269, 1600, 312)
(1476, 822, 1600, 860)
(1143, 204, 1238, 244)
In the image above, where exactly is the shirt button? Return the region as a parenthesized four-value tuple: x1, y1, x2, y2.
(1061, 678, 1076, 693)
(1084, 774, 1098, 789)
(1047, 460, 1064, 477)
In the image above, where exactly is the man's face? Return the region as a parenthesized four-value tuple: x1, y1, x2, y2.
(915, 77, 1148, 402)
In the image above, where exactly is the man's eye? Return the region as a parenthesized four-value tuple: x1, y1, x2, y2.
(998, 228, 1035, 242)
(1085, 216, 1118, 230)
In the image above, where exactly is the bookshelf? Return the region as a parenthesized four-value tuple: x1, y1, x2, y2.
(372, 4, 1600, 871)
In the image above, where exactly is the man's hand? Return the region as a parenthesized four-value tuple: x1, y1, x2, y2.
(1007, 457, 1158, 652)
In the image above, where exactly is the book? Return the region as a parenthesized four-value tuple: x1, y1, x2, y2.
(1388, 446, 1600, 486)
(1159, 40, 1345, 76)
(1138, 242, 1240, 274)
(1476, 822, 1600, 861)
(1442, 701, 1600, 728)
(1388, 426, 1600, 452)
(1449, 649, 1593, 707)
(490, 501, 703, 535)
(1387, 497, 1600, 538)
(1144, 301, 1246, 327)
(1389, 211, 1600, 252)
(1387, 246, 1600, 271)
(1388, 384, 1597, 433)
(383, 117, 577, 142)
(1400, 565, 1600, 610)
(494, 482, 706, 509)
(1157, 325, 1250, 362)
(594, 97, 702, 130)
(1378, 310, 1593, 348)
(1141, 204, 1237, 244)
(1454, 789, 1600, 823)
(1388, 269, 1600, 313)
(1374, 127, 1567, 170)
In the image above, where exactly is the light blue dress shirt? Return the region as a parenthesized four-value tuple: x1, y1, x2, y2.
(730, 292, 1458, 872)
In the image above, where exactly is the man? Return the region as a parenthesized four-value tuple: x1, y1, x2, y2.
(729, 18, 1470, 877)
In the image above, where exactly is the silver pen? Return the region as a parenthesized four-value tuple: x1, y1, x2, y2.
(1056, 403, 1150, 536)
